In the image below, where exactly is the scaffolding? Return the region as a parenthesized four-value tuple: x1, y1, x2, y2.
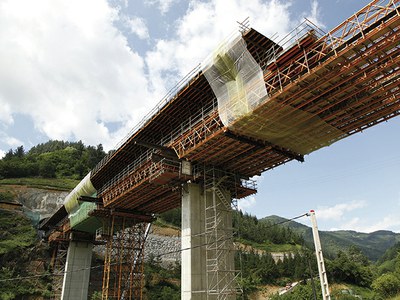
(99, 154, 184, 212)
(97, 212, 152, 300)
(89, 0, 399, 200)
(203, 167, 243, 299)
(44, 1, 400, 299)
(50, 240, 69, 300)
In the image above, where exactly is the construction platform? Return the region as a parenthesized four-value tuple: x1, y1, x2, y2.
(87, 0, 399, 215)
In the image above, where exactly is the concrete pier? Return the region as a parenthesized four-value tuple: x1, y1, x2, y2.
(181, 183, 236, 299)
(61, 241, 93, 300)
(182, 183, 207, 299)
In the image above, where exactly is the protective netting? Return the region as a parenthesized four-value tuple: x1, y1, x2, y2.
(64, 172, 96, 214)
(203, 35, 268, 127)
(204, 33, 346, 155)
(69, 202, 97, 230)
(229, 99, 346, 155)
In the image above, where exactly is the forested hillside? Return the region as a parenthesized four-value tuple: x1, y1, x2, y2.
(264, 215, 400, 261)
(0, 140, 106, 180)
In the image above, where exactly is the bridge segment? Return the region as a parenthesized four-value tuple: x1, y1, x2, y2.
(42, 1, 399, 299)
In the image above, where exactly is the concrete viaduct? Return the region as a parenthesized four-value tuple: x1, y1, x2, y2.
(40, 0, 400, 299)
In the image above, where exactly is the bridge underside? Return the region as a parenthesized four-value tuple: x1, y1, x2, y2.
(90, 0, 399, 215)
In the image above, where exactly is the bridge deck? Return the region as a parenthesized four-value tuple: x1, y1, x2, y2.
(90, 0, 399, 214)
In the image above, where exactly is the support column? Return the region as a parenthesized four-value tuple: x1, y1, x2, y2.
(61, 240, 93, 300)
(182, 182, 237, 300)
(182, 183, 206, 299)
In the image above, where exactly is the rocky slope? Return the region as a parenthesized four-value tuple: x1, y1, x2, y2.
(0, 185, 67, 224)
(1, 184, 181, 265)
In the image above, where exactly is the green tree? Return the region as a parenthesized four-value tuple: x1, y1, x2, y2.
(159, 208, 181, 227)
(270, 280, 322, 300)
(327, 250, 373, 287)
(3, 149, 14, 160)
(372, 273, 400, 298)
(38, 156, 57, 178)
(348, 245, 370, 266)
(0, 140, 106, 180)
(14, 145, 25, 158)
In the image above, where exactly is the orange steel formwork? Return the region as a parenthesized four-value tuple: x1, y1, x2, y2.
(90, 0, 399, 214)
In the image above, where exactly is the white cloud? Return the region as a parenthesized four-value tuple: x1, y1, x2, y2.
(145, 0, 178, 15)
(0, 0, 320, 153)
(0, 149, 5, 159)
(0, 101, 14, 125)
(316, 200, 366, 221)
(0, 131, 23, 148)
(337, 215, 400, 233)
(5, 136, 23, 147)
(303, 0, 323, 28)
(252, 174, 264, 185)
(145, 0, 296, 86)
(238, 195, 256, 211)
(0, 0, 153, 151)
(364, 215, 400, 233)
(125, 16, 149, 40)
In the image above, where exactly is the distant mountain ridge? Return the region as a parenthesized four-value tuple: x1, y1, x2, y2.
(262, 215, 400, 261)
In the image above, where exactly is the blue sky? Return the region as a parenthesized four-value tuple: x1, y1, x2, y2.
(0, 0, 398, 232)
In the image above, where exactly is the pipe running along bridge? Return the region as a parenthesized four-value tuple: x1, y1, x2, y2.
(41, 1, 400, 299)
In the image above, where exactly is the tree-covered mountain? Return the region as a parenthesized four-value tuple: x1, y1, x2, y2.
(0, 140, 106, 180)
(263, 215, 400, 261)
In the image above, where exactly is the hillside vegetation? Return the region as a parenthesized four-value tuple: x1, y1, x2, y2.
(0, 210, 52, 299)
(1, 141, 400, 299)
(160, 209, 400, 299)
(0, 140, 106, 180)
(264, 215, 400, 262)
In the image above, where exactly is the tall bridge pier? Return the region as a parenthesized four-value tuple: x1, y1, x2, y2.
(42, 0, 399, 298)
(182, 179, 238, 299)
(61, 239, 93, 300)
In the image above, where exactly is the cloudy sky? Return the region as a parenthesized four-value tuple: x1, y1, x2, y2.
(1, 0, 399, 232)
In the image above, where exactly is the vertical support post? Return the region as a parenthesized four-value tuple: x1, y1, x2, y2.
(182, 183, 207, 299)
(309, 210, 331, 300)
(61, 240, 93, 300)
(181, 181, 238, 300)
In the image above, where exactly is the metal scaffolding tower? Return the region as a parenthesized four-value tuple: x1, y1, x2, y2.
(50, 241, 69, 300)
(203, 167, 242, 299)
(99, 213, 152, 300)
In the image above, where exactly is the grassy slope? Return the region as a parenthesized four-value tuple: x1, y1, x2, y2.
(0, 210, 52, 299)
(0, 177, 79, 191)
(0, 210, 36, 254)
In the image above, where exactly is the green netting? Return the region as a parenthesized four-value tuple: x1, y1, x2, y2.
(203, 35, 267, 127)
(69, 202, 100, 232)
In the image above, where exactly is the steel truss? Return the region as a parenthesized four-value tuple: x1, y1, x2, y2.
(100, 214, 151, 300)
